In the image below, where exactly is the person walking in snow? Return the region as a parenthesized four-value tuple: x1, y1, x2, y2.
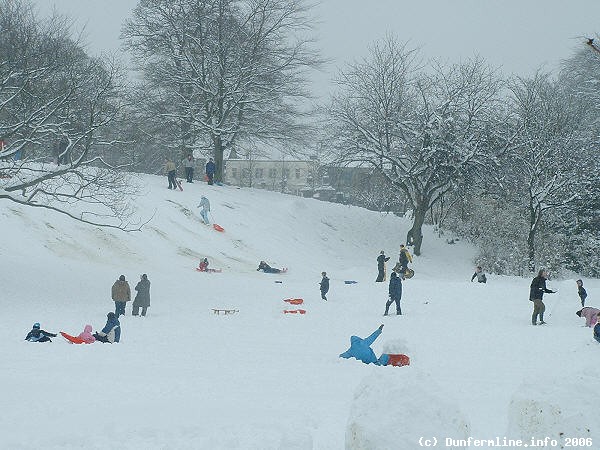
(576, 307, 600, 328)
(112, 275, 131, 317)
(164, 158, 177, 190)
(93, 312, 121, 343)
(576, 279, 587, 307)
(77, 325, 96, 344)
(132, 274, 151, 317)
(529, 269, 555, 325)
(471, 266, 487, 283)
(385, 264, 403, 315)
(197, 195, 211, 224)
(375, 250, 390, 282)
(24, 322, 57, 342)
(205, 158, 216, 185)
(398, 244, 412, 278)
(182, 154, 195, 183)
(320, 271, 330, 301)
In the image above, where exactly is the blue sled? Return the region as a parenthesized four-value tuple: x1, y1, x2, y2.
(344, 280, 358, 284)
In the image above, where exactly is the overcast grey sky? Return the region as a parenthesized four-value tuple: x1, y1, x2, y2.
(35, 0, 600, 99)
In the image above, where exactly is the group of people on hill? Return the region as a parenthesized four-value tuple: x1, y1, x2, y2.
(25, 274, 151, 344)
(164, 155, 216, 188)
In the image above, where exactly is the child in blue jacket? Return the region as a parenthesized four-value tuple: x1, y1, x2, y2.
(93, 312, 121, 343)
(24, 322, 57, 342)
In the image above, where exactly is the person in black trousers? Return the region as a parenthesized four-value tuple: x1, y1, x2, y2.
(375, 250, 390, 282)
(320, 271, 330, 301)
(385, 265, 403, 315)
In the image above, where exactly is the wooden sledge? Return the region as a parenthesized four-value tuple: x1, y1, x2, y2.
(212, 309, 239, 315)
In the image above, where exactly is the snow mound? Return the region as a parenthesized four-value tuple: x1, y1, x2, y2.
(507, 368, 598, 447)
(345, 370, 470, 449)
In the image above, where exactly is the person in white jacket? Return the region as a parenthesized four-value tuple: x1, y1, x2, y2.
(197, 196, 210, 224)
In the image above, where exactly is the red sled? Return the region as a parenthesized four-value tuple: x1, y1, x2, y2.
(284, 298, 304, 305)
(195, 268, 222, 273)
(213, 224, 224, 232)
(283, 309, 306, 314)
(60, 332, 86, 344)
(387, 354, 410, 367)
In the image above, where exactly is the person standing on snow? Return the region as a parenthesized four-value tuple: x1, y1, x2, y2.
(385, 264, 403, 315)
(320, 271, 330, 301)
(576, 279, 587, 307)
(182, 154, 195, 183)
(376, 250, 390, 282)
(132, 274, 151, 317)
(529, 269, 555, 325)
(112, 275, 131, 317)
(471, 266, 487, 283)
(164, 158, 177, 190)
(197, 195, 211, 224)
(205, 158, 216, 185)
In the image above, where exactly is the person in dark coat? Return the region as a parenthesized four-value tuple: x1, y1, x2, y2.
(320, 271, 330, 301)
(132, 274, 151, 317)
(257, 261, 283, 274)
(471, 266, 487, 283)
(576, 279, 587, 307)
(111, 275, 131, 317)
(398, 244, 412, 278)
(205, 158, 216, 185)
(93, 313, 121, 343)
(375, 250, 390, 282)
(24, 322, 57, 342)
(385, 264, 403, 315)
(339, 325, 385, 364)
(594, 313, 600, 344)
(529, 269, 555, 325)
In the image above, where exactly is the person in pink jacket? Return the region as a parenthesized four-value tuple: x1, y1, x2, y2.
(576, 307, 600, 328)
(77, 325, 96, 344)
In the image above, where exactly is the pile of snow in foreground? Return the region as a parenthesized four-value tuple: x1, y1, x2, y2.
(1, 173, 598, 449)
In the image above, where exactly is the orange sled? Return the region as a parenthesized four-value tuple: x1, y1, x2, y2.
(284, 298, 304, 305)
(387, 354, 410, 366)
(283, 309, 306, 314)
(213, 224, 224, 232)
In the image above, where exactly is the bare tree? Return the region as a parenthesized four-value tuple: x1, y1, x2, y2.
(122, 0, 322, 183)
(328, 36, 503, 254)
(0, 0, 141, 230)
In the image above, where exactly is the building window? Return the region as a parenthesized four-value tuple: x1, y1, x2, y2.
(295, 168, 301, 179)
(269, 168, 277, 178)
(242, 168, 250, 179)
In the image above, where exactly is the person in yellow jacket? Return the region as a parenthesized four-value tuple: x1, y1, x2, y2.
(112, 275, 131, 317)
(398, 244, 412, 278)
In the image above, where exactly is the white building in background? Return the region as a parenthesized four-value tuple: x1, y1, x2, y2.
(224, 158, 319, 195)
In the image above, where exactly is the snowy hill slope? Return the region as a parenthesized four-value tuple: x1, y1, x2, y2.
(1, 173, 598, 449)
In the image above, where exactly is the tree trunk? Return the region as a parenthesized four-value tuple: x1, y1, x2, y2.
(407, 204, 427, 256)
(527, 203, 538, 273)
(213, 135, 224, 183)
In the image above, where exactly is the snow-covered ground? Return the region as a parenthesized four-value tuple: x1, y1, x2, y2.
(1, 173, 598, 449)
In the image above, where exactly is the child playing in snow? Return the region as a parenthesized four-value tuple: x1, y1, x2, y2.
(198, 258, 209, 272)
(24, 322, 57, 342)
(257, 261, 284, 274)
(576, 307, 600, 328)
(339, 325, 409, 366)
(77, 325, 96, 343)
(576, 279, 587, 307)
(93, 312, 121, 343)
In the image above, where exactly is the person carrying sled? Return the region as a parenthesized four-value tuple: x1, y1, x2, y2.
(93, 312, 121, 343)
(112, 275, 131, 317)
(398, 244, 412, 278)
(576, 279, 587, 307)
(24, 322, 57, 342)
(182, 154, 195, 183)
(205, 158, 216, 185)
(385, 264, 403, 315)
(471, 266, 487, 283)
(375, 250, 390, 282)
(164, 158, 177, 190)
(257, 261, 283, 274)
(77, 325, 96, 344)
(529, 269, 555, 325)
(576, 307, 600, 328)
(197, 195, 210, 224)
(132, 274, 151, 317)
(320, 271, 330, 301)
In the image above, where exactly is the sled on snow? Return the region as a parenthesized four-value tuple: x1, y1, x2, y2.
(176, 179, 183, 191)
(386, 354, 410, 367)
(344, 280, 358, 284)
(212, 309, 239, 315)
(403, 268, 415, 279)
(283, 309, 306, 314)
(60, 332, 86, 344)
(212, 224, 224, 232)
(283, 298, 303, 305)
(195, 267, 222, 273)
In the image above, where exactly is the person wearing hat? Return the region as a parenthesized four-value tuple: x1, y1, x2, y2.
(24, 322, 57, 342)
(319, 271, 330, 301)
(197, 195, 211, 224)
(576, 306, 600, 328)
(111, 275, 131, 317)
(385, 264, 403, 316)
(576, 279, 587, 307)
(375, 250, 390, 282)
(529, 269, 555, 325)
(93, 312, 121, 343)
(132, 274, 151, 317)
